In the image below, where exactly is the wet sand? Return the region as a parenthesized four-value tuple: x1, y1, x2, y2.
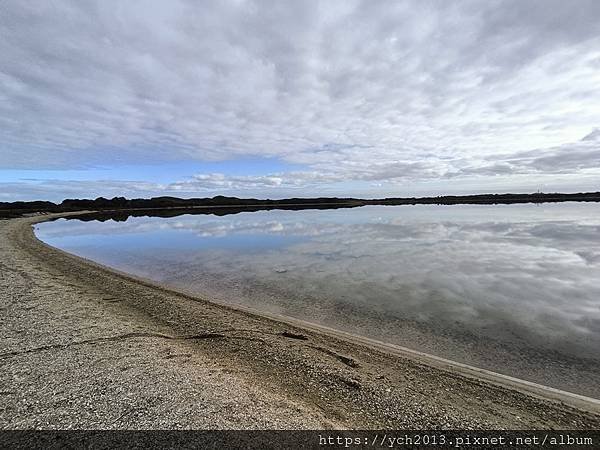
(1, 213, 600, 429)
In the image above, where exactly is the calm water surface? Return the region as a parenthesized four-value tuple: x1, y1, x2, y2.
(36, 203, 600, 397)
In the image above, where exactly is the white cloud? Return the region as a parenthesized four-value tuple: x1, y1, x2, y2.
(1, 0, 600, 196)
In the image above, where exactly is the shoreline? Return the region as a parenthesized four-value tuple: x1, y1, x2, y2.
(3, 192, 600, 219)
(34, 214, 600, 412)
(1, 213, 599, 429)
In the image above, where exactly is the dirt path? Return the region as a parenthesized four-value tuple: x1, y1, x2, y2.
(1, 215, 599, 429)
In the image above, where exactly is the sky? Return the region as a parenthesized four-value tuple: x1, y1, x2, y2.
(1, 0, 600, 202)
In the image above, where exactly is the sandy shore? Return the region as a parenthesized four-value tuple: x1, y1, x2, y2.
(1, 214, 599, 429)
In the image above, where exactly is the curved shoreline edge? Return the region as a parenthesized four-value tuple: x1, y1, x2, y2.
(2, 212, 599, 429)
(28, 213, 600, 413)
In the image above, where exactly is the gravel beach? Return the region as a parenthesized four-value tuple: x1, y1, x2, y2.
(1, 214, 599, 430)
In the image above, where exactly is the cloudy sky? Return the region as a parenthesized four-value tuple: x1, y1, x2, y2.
(1, 0, 600, 201)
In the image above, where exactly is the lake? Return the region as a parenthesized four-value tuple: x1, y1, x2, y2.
(35, 203, 600, 398)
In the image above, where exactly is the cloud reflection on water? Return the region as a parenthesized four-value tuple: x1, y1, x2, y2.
(38, 204, 600, 363)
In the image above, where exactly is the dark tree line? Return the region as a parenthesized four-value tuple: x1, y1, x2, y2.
(1, 192, 599, 218)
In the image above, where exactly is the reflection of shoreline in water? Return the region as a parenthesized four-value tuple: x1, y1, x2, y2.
(36, 203, 600, 398)
(67, 204, 363, 222)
